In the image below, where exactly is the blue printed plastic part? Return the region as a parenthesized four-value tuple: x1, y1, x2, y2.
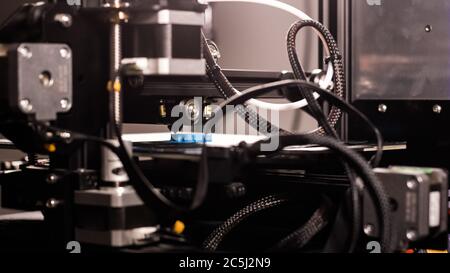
(171, 133, 212, 144)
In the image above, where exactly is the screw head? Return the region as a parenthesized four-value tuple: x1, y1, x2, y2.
(378, 104, 387, 113)
(433, 105, 442, 114)
(18, 46, 32, 59)
(406, 229, 418, 241)
(425, 25, 433, 33)
(19, 99, 33, 113)
(60, 98, 71, 110)
(54, 14, 73, 28)
(364, 224, 375, 236)
(60, 47, 71, 59)
(46, 198, 60, 209)
(407, 180, 418, 191)
(58, 131, 72, 139)
(46, 174, 58, 184)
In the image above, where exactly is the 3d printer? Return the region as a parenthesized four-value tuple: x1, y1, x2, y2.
(0, 0, 447, 253)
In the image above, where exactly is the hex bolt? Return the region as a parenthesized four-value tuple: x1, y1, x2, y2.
(60, 47, 71, 59)
(18, 46, 32, 59)
(407, 180, 418, 191)
(433, 104, 442, 114)
(378, 104, 387, 113)
(364, 224, 375, 236)
(19, 99, 33, 113)
(406, 229, 418, 241)
(425, 25, 432, 33)
(60, 98, 71, 110)
(46, 198, 61, 209)
(45, 131, 54, 139)
(58, 131, 72, 140)
(54, 14, 73, 28)
(46, 174, 59, 185)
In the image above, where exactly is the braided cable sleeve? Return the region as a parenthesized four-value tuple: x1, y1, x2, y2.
(287, 20, 345, 136)
(287, 20, 362, 252)
(202, 34, 291, 136)
(248, 134, 393, 253)
(274, 197, 332, 251)
(203, 195, 289, 252)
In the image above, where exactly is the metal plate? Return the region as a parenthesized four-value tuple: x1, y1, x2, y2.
(75, 227, 158, 247)
(351, 0, 450, 100)
(75, 186, 143, 208)
(13, 43, 73, 120)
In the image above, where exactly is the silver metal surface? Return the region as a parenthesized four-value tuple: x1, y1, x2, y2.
(351, 0, 450, 100)
(122, 58, 206, 76)
(14, 43, 73, 120)
(0, 209, 44, 221)
(101, 139, 131, 184)
(75, 186, 143, 208)
(138, 10, 205, 26)
(75, 226, 158, 247)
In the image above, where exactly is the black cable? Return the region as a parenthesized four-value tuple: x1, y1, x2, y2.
(203, 195, 289, 252)
(286, 20, 361, 252)
(287, 20, 345, 136)
(112, 122, 210, 211)
(202, 33, 290, 136)
(218, 80, 383, 168)
(37, 122, 209, 213)
(273, 197, 332, 251)
(205, 20, 361, 252)
(245, 134, 392, 253)
(218, 80, 389, 251)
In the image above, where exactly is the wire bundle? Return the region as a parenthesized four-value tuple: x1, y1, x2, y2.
(202, 35, 285, 135)
(274, 198, 331, 251)
(216, 80, 392, 253)
(202, 0, 392, 253)
(203, 195, 289, 252)
(287, 20, 345, 136)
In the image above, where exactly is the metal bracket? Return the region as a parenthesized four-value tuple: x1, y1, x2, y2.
(6, 43, 73, 120)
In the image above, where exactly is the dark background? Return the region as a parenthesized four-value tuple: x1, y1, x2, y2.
(0, 0, 40, 22)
